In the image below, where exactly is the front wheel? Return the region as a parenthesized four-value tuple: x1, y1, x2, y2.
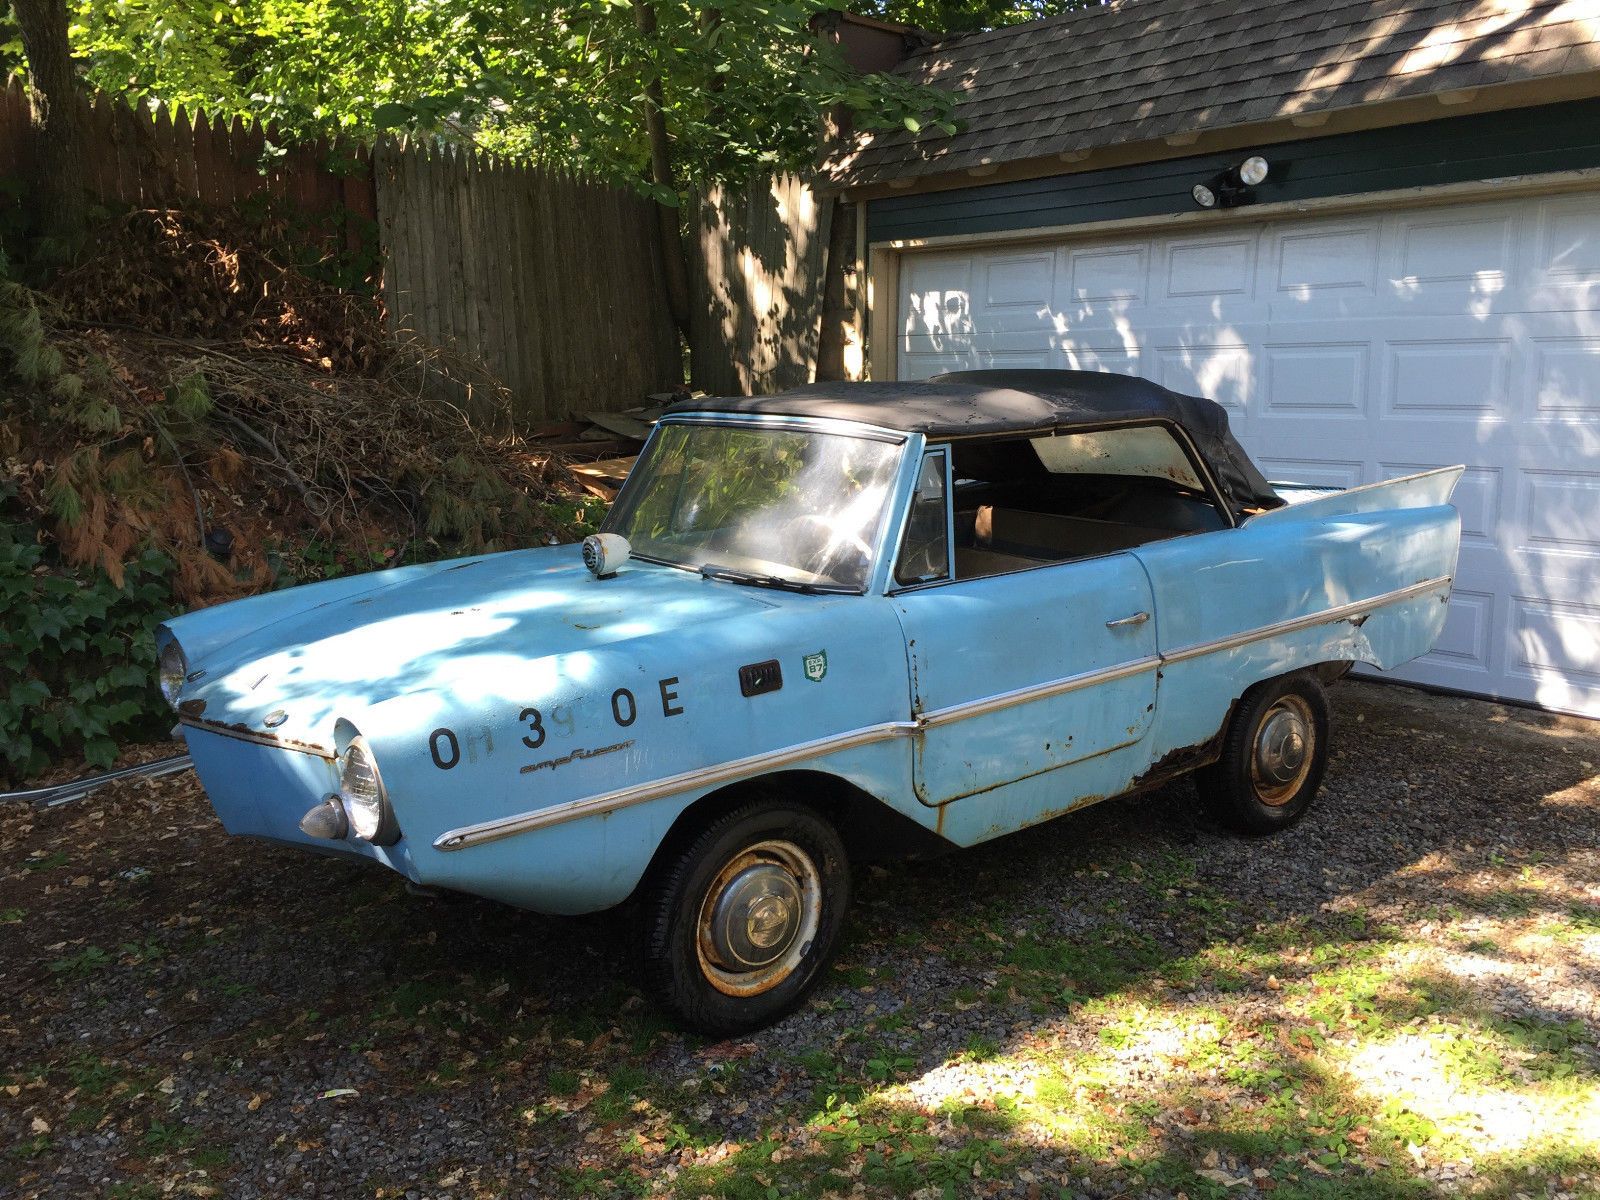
(1195, 673, 1330, 835)
(641, 799, 850, 1035)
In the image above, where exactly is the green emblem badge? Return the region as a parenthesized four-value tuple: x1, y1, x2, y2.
(802, 650, 828, 683)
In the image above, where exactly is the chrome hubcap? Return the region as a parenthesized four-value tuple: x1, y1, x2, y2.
(696, 839, 821, 997)
(707, 864, 802, 969)
(1251, 696, 1315, 806)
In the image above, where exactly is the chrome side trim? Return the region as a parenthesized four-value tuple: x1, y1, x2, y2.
(1161, 575, 1452, 665)
(433, 720, 919, 850)
(919, 655, 1161, 729)
(432, 574, 1452, 851)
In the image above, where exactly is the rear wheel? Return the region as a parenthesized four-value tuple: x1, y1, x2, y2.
(641, 798, 850, 1035)
(1195, 673, 1330, 835)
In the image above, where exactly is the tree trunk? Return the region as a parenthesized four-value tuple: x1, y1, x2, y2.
(13, 0, 86, 242)
(814, 197, 856, 382)
(633, 0, 692, 339)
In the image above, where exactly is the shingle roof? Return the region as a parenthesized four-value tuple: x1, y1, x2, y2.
(829, 0, 1600, 187)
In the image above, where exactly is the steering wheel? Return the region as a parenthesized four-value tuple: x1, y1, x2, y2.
(897, 528, 947, 582)
(782, 514, 873, 581)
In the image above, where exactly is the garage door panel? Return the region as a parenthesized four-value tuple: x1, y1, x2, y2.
(1065, 245, 1149, 305)
(900, 347, 1054, 380)
(1270, 224, 1382, 298)
(1057, 345, 1149, 375)
(1153, 344, 1253, 410)
(1394, 212, 1515, 293)
(1515, 470, 1600, 591)
(978, 252, 1056, 309)
(901, 327, 1059, 356)
(1505, 595, 1600, 707)
(1263, 342, 1371, 418)
(1530, 337, 1600, 421)
(1252, 456, 1367, 490)
(1417, 587, 1497, 675)
(893, 186, 1600, 715)
(1383, 338, 1515, 420)
(1159, 234, 1259, 300)
(1535, 194, 1600, 282)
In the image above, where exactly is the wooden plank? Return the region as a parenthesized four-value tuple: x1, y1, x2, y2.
(371, 137, 403, 336)
(569, 455, 639, 486)
(171, 106, 198, 201)
(80, 91, 115, 202)
(544, 437, 646, 460)
(525, 420, 588, 440)
(466, 150, 492, 395)
(341, 141, 376, 259)
(230, 116, 266, 204)
(192, 110, 224, 206)
(414, 140, 442, 351)
(108, 96, 141, 205)
(148, 102, 177, 205)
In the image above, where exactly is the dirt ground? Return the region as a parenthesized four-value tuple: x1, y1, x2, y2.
(2, 679, 1598, 1200)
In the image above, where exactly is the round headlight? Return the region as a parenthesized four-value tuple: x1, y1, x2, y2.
(339, 736, 398, 845)
(158, 641, 188, 708)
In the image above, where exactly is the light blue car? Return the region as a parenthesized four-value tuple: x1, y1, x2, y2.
(157, 370, 1461, 1032)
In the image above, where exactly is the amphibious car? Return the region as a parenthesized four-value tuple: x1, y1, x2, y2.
(158, 370, 1462, 1031)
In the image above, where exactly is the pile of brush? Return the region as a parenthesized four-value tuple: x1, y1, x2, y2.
(2, 207, 600, 608)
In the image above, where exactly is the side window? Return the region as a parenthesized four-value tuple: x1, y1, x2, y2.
(894, 450, 951, 586)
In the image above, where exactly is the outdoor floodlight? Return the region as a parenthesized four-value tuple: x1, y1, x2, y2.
(1191, 155, 1273, 209)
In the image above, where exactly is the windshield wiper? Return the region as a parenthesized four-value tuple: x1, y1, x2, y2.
(698, 564, 850, 595)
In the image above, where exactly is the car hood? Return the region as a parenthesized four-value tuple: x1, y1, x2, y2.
(170, 546, 791, 742)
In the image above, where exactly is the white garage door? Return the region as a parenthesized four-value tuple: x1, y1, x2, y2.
(894, 190, 1600, 717)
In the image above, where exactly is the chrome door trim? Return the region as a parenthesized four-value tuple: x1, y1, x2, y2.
(1161, 575, 1452, 664)
(917, 655, 1161, 730)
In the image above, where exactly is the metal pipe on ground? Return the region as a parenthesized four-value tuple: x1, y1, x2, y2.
(1, 754, 195, 809)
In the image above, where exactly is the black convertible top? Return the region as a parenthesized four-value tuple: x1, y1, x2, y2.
(669, 369, 1280, 514)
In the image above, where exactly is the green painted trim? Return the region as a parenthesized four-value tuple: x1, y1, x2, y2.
(867, 99, 1600, 244)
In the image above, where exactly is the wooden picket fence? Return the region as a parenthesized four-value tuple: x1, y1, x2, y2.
(0, 79, 375, 244)
(374, 141, 679, 421)
(0, 81, 849, 414)
(0, 82, 680, 419)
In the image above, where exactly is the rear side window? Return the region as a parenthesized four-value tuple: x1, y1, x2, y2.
(945, 425, 1229, 581)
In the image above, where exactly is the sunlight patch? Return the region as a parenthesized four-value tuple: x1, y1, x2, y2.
(1340, 1032, 1600, 1156)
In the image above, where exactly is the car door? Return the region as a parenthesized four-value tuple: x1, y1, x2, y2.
(887, 447, 1161, 811)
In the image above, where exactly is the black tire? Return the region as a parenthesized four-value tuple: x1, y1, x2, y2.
(641, 798, 850, 1035)
(1195, 672, 1330, 835)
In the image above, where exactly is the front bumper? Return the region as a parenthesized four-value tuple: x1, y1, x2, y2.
(183, 726, 421, 881)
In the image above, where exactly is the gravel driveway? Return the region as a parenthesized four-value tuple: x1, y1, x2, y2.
(3, 679, 1598, 1199)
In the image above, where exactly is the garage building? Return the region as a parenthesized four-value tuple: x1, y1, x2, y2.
(828, 0, 1600, 717)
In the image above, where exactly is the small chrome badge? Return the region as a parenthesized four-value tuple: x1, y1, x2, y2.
(263, 710, 289, 728)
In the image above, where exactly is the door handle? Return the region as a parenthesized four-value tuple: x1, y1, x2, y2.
(1106, 611, 1150, 629)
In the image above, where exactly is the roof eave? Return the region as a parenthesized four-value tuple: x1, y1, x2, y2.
(825, 70, 1600, 201)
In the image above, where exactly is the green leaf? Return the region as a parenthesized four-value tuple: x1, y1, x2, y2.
(8, 679, 50, 709)
(371, 101, 413, 129)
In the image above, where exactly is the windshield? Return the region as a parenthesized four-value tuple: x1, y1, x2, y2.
(604, 422, 903, 591)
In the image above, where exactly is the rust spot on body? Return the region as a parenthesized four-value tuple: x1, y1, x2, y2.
(179, 715, 335, 759)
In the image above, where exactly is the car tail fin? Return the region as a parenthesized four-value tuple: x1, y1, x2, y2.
(1245, 466, 1463, 526)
